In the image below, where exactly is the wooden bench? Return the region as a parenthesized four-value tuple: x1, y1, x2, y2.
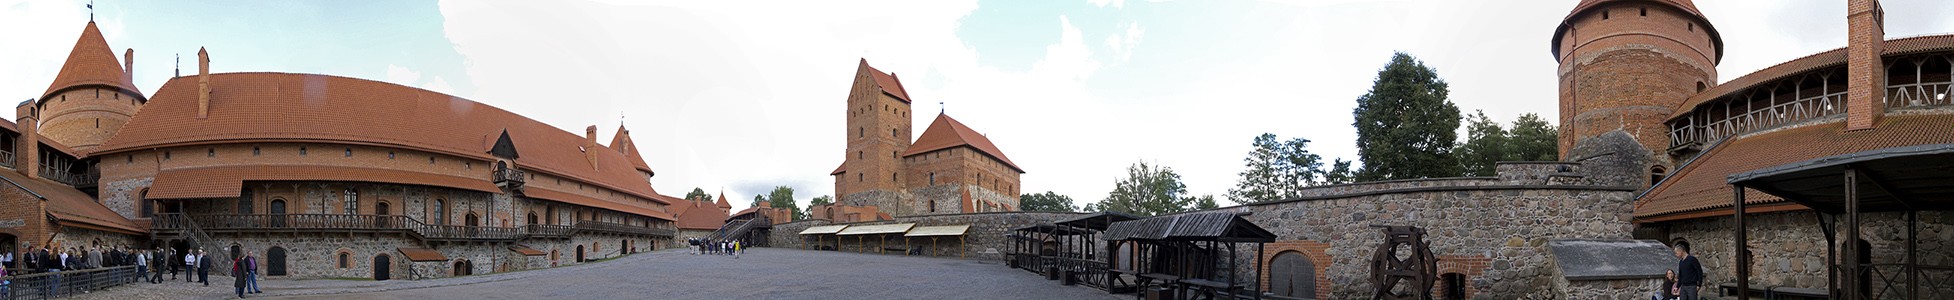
(1136, 273, 1182, 300)
(1718, 283, 1829, 300)
(1179, 278, 1243, 300)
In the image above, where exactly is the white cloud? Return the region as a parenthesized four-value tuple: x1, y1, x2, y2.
(1104, 22, 1144, 63)
(1088, 0, 1126, 9)
(384, 64, 423, 87)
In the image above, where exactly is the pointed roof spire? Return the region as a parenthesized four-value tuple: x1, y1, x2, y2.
(716, 191, 732, 209)
(42, 21, 142, 102)
(607, 124, 654, 174)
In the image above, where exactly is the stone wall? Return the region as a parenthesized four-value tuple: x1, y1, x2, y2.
(768, 211, 1085, 261)
(1656, 210, 1954, 299)
(1555, 277, 1666, 300)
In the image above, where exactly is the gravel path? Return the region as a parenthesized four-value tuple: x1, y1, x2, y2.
(73, 248, 1122, 300)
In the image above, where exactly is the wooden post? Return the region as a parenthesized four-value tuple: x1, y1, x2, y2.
(1907, 210, 1917, 299)
(1844, 168, 1859, 300)
(1734, 185, 1749, 300)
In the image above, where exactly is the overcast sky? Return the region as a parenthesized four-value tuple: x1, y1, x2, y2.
(2, 0, 1949, 212)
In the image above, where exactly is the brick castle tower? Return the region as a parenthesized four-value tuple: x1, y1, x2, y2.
(37, 21, 147, 153)
(1552, 0, 1722, 186)
(832, 59, 916, 202)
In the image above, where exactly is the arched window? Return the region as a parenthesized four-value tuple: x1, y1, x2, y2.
(343, 189, 359, 214)
(528, 212, 539, 225)
(1650, 166, 1669, 186)
(432, 199, 447, 225)
(337, 251, 352, 269)
(1269, 251, 1317, 298)
(1697, 81, 1707, 93)
(238, 189, 254, 214)
(139, 189, 153, 218)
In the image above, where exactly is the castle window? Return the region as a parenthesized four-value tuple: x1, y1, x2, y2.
(892, 172, 898, 182)
(1650, 166, 1668, 186)
(338, 252, 351, 269)
(431, 157, 437, 165)
(127, 155, 133, 163)
(929, 172, 935, 185)
(388, 151, 395, 159)
(858, 173, 863, 182)
(344, 189, 359, 214)
(1688, 23, 1694, 32)
(892, 128, 898, 138)
(465, 162, 472, 170)
(1602, 10, 1609, 20)
(300, 147, 307, 156)
(95, 118, 99, 128)
(345, 148, 353, 157)
(1697, 81, 1706, 93)
(253, 147, 260, 156)
(858, 151, 863, 159)
(164, 151, 171, 160)
(892, 151, 898, 158)
(208, 148, 215, 157)
(859, 127, 864, 138)
(1639, 7, 1646, 17)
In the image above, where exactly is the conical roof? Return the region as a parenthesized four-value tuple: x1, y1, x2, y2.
(1552, 0, 1722, 64)
(716, 192, 732, 209)
(903, 113, 1024, 173)
(607, 125, 654, 174)
(42, 21, 141, 101)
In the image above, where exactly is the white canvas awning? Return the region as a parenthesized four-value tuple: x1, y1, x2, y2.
(836, 223, 916, 236)
(904, 225, 971, 237)
(799, 225, 849, 235)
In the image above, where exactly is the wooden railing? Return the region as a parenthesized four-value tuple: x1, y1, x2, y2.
(149, 213, 672, 242)
(0, 149, 14, 169)
(188, 214, 418, 231)
(420, 224, 523, 240)
(493, 164, 526, 188)
(39, 165, 93, 187)
(523, 224, 575, 238)
(575, 221, 675, 237)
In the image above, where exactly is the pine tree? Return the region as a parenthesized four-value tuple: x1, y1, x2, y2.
(1227, 133, 1326, 204)
(1353, 52, 1461, 181)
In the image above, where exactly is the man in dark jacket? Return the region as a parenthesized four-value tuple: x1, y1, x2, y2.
(150, 247, 167, 283)
(1674, 240, 1704, 300)
(197, 250, 212, 286)
(232, 256, 247, 298)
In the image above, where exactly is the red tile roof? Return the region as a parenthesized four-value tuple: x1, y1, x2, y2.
(607, 125, 654, 174)
(509, 245, 545, 256)
(396, 248, 448, 262)
(1636, 114, 1954, 220)
(672, 198, 729, 230)
(521, 187, 673, 221)
(0, 170, 144, 234)
(829, 164, 845, 175)
(903, 113, 1024, 173)
(144, 165, 501, 200)
(1669, 35, 1954, 120)
(1552, 0, 1722, 64)
(861, 59, 911, 103)
(93, 72, 672, 210)
(716, 192, 731, 209)
(41, 22, 142, 101)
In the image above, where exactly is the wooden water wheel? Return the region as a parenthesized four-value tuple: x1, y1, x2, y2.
(1369, 225, 1437, 300)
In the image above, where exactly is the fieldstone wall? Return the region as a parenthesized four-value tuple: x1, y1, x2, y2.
(767, 212, 1085, 261)
(841, 190, 909, 216)
(99, 176, 154, 220)
(910, 185, 964, 215)
(52, 226, 143, 251)
(1555, 277, 1666, 300)
(1657, 210, 1954, 299)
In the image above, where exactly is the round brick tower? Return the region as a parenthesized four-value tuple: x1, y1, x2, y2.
(38, 21, 146, 153)
(1552, 0, 1722, 179)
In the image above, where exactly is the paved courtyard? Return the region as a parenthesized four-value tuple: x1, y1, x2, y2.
(74, 247, 1120, 300)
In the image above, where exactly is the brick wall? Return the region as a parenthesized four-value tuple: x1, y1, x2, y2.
(837, 65, 913, 197)
(1556, 2, 1719, 167)
(1845, 0, 1886, 130)
(36, 88, 143, 152)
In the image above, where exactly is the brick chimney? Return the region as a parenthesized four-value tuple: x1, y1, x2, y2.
(15, 101, 39, 178)
(124, 48, 135, 85)
(1845, 0, 1886, 131)
(198, 47, 211, 119)
(584, 125, 599, 170)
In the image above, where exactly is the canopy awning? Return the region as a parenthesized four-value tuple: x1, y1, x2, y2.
(1730, 143, 1954, 213)
(836, 223, 915, 236)
(509, 245, 545, 256)
(1104, 211, 1277, 243)
(904, 225, 971, 237)
(1054, 211, 1141, 231)
(1011, 224, 1092, 236)
(799, 225, 850, 235)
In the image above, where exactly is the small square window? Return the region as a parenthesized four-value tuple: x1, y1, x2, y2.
(164, 151, 171, 160)
(207, 149, 215, 157)
(345, 148, 353, 157)
(253, 147, 260, 156)
(430, 157, 437, 164)
(300, 147, 308, 155)
(388, 151, 395, 159)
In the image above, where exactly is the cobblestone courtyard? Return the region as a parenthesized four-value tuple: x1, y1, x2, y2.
(72, 247, 1120, 300)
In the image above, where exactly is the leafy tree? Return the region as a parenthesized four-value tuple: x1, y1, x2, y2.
(685, 188, 711, 201)
(751, 195, 766, 208)
(1506, 113, 1559, 161)
(809, 195, 834, 207)
(1192, 195, 1220, 210)
(1098, 161, 1205, 216)
(1019, 192, 1078, 212)
(1227, 133, 1327, 204)
(1353, 52, 1461, 181)
(764, 186, 803, 221)
(1456, 111, 1509, 176)
(1324, 158, 1356, 185)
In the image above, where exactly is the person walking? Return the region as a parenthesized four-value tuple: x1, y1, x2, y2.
(185, 250, 199, 283)
(134, 249, 149, 283)
(245, 251, 261, 294)
(733, 240, 741, 259)
(167, 247, 179, 280)
(1673, 240, 1703, 300)
(88, 246, 103, 269)
(150, 248, 166, 283)
(232, 255, 247, 298)
(197, 250, 212, 286)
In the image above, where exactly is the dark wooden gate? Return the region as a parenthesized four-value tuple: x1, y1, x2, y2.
(267, 247, 287, 276)
(373, 254, 391, 281)
(1271, 251, 1317, 298)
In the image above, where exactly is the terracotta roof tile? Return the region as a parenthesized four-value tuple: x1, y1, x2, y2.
(41, 22, 142, 101)
(509, 245, 545, 256)
(144, 165, 501, 200)
(861, 59, 911, 103)
(903, 113, 1024, 173)
(397, 248, 448, 262)
(1671, 35, 1954, 120)
(829, 164, 845, 175)
(0, 170, 143, 234)
(1554, 0, 1722, 64)
(607, 125, 654, 174)
(673, 198, 729, 230)
(521, 187, 673, 221)
(93, 72, 672, 209)
(1636, 114, 1954, 219)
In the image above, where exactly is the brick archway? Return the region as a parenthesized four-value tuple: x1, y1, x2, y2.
(1432, 254, 1490, 300)
(1260, 240, 1332, 300)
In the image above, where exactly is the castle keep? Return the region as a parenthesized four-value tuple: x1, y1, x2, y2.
(827, 60, 1024, 218)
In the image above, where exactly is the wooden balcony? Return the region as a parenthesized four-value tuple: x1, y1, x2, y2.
(523, 224, 575, 238)
(575, 221, 675, 238)
(420, 224, 523, 241)
(149, 213, 672, 242)
(185, 214, 418, 232)
(493, 164, 525, 189)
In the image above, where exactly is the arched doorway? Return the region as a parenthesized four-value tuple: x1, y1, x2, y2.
(550, 250, 560, 267)
(267, 247, 288, 276)
(527, 212, 538, 225)
(1269, 251, 1317, 299)
(452, 260, 472, 276)
(0, 233, 15, 269)
(1440, 273, 1467, 300)
(376, 201, 392, 228)
(466, 213, 479, 227)
(622, 239, 630, 254)
(269, 199, 288, 227)
(575, 245, 585, 262)
(373, 254, 391, 281)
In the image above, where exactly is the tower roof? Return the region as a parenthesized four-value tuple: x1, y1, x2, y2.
(607, 125, 655, 175)
(1551, 0, 1724, 64)
(859, 59, 912, 103)
(903, 113, 1024, 173)
(42, 21, 142, 102)
(716, 192, 732, 209)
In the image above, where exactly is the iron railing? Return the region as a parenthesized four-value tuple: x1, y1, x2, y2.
(1, 265, 140, 300)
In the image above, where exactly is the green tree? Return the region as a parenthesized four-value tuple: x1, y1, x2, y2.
(764, 186, 803, 221)
(1192, 195, 1220, 210)
(685, 188, 711, 201)
(1019, 192, 1078, 212)
(809, 195, 834, 207)
(751, 195, 766, 208)
(1324, 159, 1356, 185)
(1227, 133, 1327, 204)
(1505, 113, 1559, 161)
(1353, 52, 1461, 181)
(1456, 110, 1509, 176)
(1098, 161, 1204, 216)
